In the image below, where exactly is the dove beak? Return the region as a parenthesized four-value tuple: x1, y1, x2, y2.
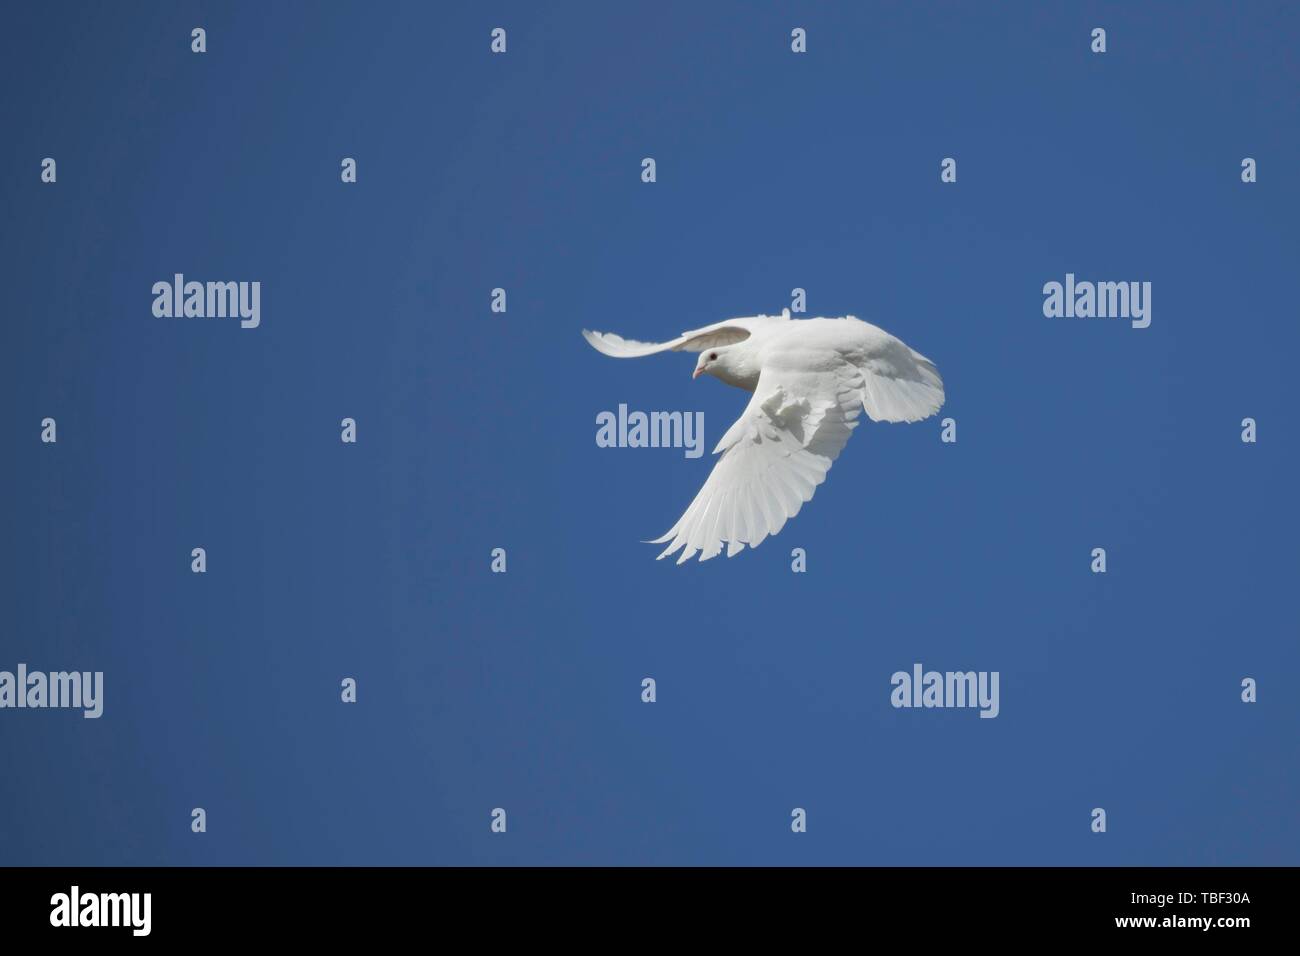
(692, 366, 704, 380)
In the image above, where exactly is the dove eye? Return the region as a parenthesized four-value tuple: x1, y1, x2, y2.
(709, 353, 717, 360)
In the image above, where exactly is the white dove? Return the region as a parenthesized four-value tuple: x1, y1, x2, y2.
(582, 309, 945, 563)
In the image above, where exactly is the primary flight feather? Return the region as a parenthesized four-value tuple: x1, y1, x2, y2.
(582, 310, 944, 563)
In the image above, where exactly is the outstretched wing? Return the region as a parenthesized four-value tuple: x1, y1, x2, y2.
(650, 361, 865, 563)
(581, 313, 786, 359)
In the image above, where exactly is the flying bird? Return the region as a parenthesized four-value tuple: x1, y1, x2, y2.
(582, 309, 945, 563)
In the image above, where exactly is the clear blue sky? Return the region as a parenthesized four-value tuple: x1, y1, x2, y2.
(1, 1, 1296, 865)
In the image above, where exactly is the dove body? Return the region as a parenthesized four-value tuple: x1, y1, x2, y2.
(693, 317, 878, 390)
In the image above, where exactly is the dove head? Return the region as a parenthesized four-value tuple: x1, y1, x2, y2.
(692, 345, 757, 390)
(692, 348, 727, 381)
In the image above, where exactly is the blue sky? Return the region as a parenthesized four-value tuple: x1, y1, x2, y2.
(1, 1, 1296, 865)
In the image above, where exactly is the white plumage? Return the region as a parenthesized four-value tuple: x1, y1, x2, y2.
(582, 310, 944, 563)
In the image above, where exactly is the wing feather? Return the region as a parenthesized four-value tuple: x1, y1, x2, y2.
(650, 364, 863, 562)
(852, 335, 944, 423)
(581, 312, 791, 359)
